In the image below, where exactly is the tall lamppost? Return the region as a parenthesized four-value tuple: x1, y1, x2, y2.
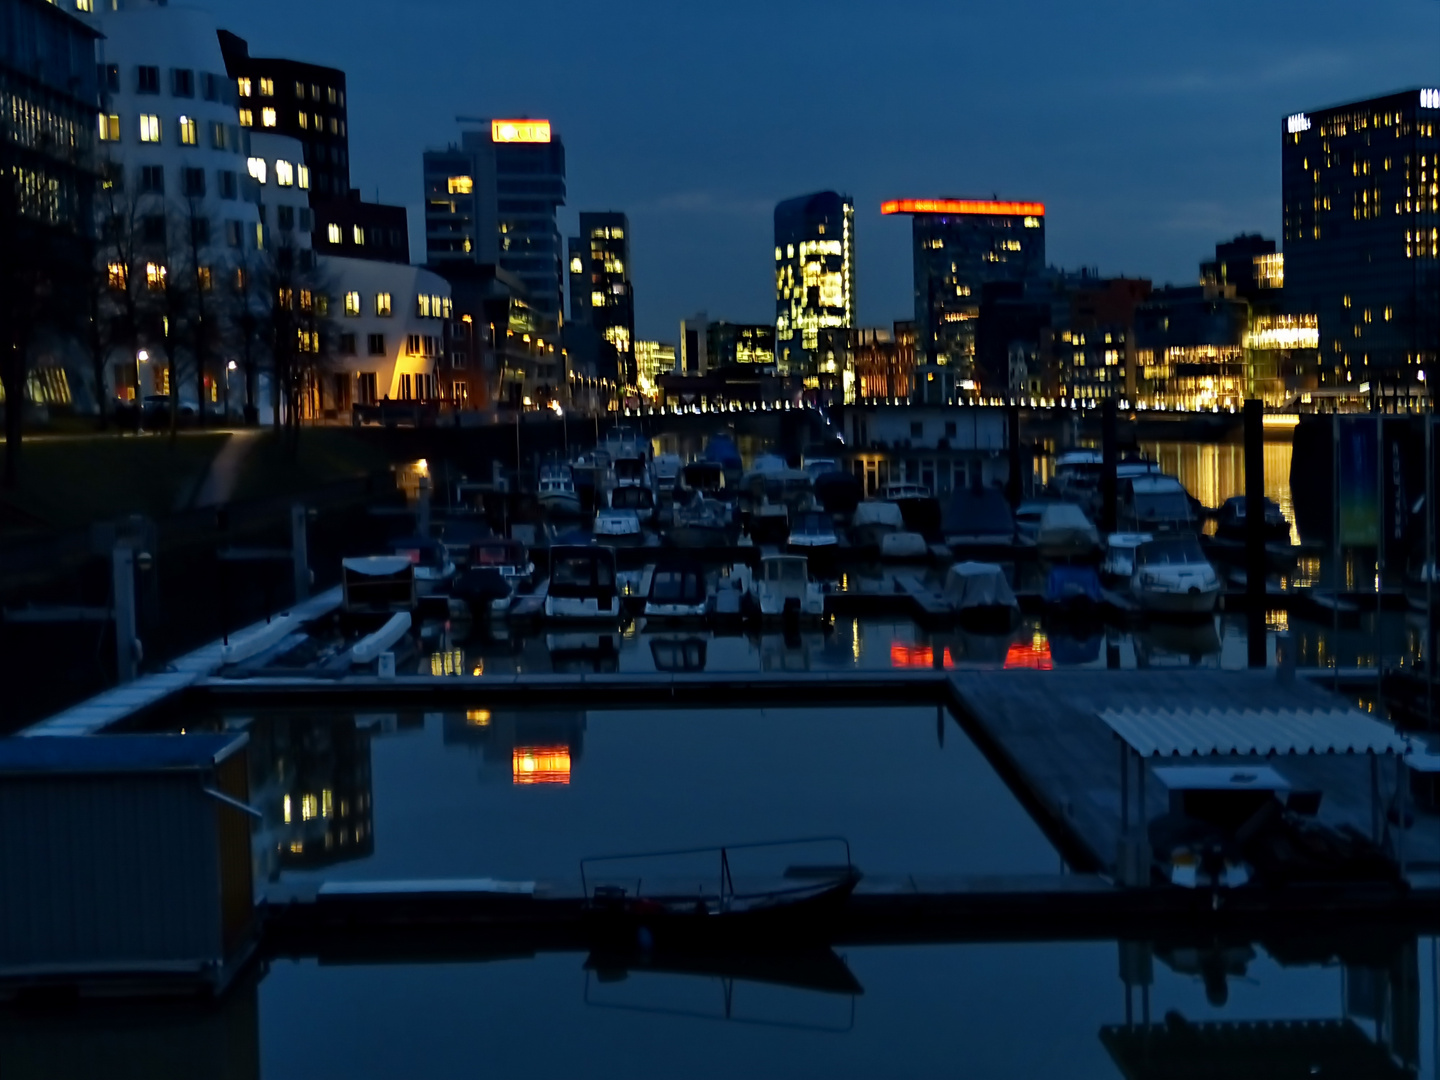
(135, 349, 147, 433)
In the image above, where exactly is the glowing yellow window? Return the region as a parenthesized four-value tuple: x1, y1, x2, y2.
(259, 77, 274, 96)
(275, 160, 294, 186)
(138, 114, 159, 142)
(98, 114, 120, 141)
(298, 112, 308, 130)
(448, 176, 473, 194)
(238, 108, 253, 128)
(296, 165, 310, 190)
(343, 290, 360, 314)
(328, 223, 342, 244)
(353, 225, 365, 245)
(106, 262, 126, 289)
(177, 116, 197, 145)
(237, 77, 252, 97)
(261, 107, 277, 128)
(145, 262, 166, 290)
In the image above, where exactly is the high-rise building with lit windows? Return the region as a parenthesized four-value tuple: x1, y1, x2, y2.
(882, 198, 1046, 388)
(567, 211, 634, 387)
(774, 192, 854, 375)
(422, 120, 566, 321)
(1281, 89, 1440, 392)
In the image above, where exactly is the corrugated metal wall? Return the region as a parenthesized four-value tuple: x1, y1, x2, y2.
(0, 773, 222, 970)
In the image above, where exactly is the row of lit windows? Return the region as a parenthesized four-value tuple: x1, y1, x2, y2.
(244, 157, 310, 189)
(341, 292, 453, 320)
(237, 77, 344, 107)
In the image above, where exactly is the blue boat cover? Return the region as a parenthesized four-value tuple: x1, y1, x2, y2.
(1045, 566, 1103, 604)
(0, 734, 247, 775)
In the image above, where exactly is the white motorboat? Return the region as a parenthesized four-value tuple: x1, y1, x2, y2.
(642, 558, 710, 620)
(671, 494, 731, 548)
(1102, 532, 1154, 582)
(652, 453, 683, 491)
(1050, 450, 1102, 503)
(538, 467, 584, 517)
(545, 545, 621, 620)
(850, 500, 904, 551)
(594, 505, 643, 545)
(755, 554, 824, 620)
(1130, 534, 1220, 615)
(608, 483, 657, 526)
(1120, 475, 1195, 534)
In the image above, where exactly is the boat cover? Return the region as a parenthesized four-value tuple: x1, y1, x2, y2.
(1099, 707, 1409, 757)
(943, 562, 1018, 610)
(1036, 503, 1100, 548)
(943, 488, 1013, 539)
(853, 501, 905, 530)
(343, 555, 413, 576)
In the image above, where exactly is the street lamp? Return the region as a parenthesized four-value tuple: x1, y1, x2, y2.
(134, 350, 148, 433)
(226, 359, 237, 422)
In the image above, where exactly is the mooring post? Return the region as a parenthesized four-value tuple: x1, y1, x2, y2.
(112, 541, 138, 683)
(291, 503, 310, 603)
(1244, 399, 1266, 668)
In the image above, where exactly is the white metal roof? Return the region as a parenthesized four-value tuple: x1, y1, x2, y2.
(1100, 707, 1410, 757)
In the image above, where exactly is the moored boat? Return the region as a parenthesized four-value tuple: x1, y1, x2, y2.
(1130, 533, 1220, 616)
(545, 545, 622, 620)
(755, 553, 824, 621)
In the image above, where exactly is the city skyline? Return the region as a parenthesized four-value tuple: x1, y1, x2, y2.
(181, 0, 1440, 341)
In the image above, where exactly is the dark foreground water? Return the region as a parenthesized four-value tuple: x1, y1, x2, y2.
(4, 936, 1434, 1078)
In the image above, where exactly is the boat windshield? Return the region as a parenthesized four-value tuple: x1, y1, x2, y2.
(611, 487, 652, 510)
(764, 559, 807, 583)
(1136, 535, 1206, 567)
(1132, 490, 1192, 521)
(650, 568, 703, 602)
(553, 554, 614, 588)
(794, 512, 830, 535)
(473, 543, 522, 566)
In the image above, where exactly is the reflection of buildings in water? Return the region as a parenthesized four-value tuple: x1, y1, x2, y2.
(443, 709, 586, 785)
(1141, 441, 1297, 540)
(454, 626, 553, 677)
(246, 713, 374, 880)
(1290, 614, 1418, 672)
(1105, 936, 1422, 1077)
(0, 968, 261, 1079)
(546, 632, 620, 674)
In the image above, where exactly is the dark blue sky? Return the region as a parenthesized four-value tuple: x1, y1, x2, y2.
(202, 0, 1439, 341)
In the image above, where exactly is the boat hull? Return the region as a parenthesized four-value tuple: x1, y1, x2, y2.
(1133, 586, 1220, 616)
(539, 492, 584, 517)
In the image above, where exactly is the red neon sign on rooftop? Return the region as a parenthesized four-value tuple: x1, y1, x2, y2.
(881, 199, 1045, 217)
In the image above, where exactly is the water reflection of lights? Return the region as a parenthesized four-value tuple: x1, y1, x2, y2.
(1004, 632, 1053, 670)
(431, 649, 465, 676)
(466, 709, 491, 727)
(513, 746, 571, 784)
(890, 643, 953, 668)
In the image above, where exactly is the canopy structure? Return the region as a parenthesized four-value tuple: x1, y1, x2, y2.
(1099, 707, 1410, 758)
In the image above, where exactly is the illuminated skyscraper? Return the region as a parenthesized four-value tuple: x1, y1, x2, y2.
(422, 120, 566, 320)
(774, 192, 854, 375)
(568, 212, 634, 387)
(1281, 89, 1440, 392)
(882, 199, 1046, 387)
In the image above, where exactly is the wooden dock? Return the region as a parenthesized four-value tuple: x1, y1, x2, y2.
(945, 668, 1438, 880)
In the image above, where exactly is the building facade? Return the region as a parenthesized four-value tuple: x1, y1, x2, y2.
(707, 321, 775, 370)
(567, 211, 633, 387)
(774, 191, 854, 376)
(422, 120, 566, 321)
(0, 0, 100, 411)
(1281, 89, 1440, 396)
(1134, 285, 1250, 410)
(882, 198, 1046, 388)
(327, 256, 451, 406)
(633, 339, 675, 398)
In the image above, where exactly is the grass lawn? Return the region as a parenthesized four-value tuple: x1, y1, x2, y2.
(230, 427, 393, 502)
(0, 427, 392, 534)
(1, 431, 231, 532)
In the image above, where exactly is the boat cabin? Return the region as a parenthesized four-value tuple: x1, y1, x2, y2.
(342, 556, 417, 614)
(548, 546, 619, 604)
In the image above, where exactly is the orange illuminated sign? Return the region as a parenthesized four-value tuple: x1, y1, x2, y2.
(513, 746, 571, 784)
(492, 119, 551, 144)
(881, 199, 1045, 217)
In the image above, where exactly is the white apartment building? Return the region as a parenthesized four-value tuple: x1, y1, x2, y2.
(321, 256, 452, 411)
(79, 0, 262, 405)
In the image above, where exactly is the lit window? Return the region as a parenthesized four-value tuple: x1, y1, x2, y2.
(375, 292, 391, 316)
(75, 0, 92, 10)
(238, 108, 253, 127)
(418, 295, 432, 317)
(261, 107, 277, 128)
(442, 298, 452, 318)
(295, 81, 306, 99)
(296, 165, 309, 190)
(246, 157, 266, 184)
(259, 77, 274, 96)
(197, 266, 213, 291)
(298, 112, 308, 130)
(591, 291, 606, 307)
(98, 114, 120, 141)
(328, 223, 342, 244)
(178, 115, 197, 145)
(145, 262, 166, 291)
(570, 256, 583, 274)
(353, 225, 365, 245)
(275, 160, 294, 186)
(448, 176, 473, 194)
(344, 290, 360, 315)
(139, 114, 160, 142)
(106, 262, 127, 289)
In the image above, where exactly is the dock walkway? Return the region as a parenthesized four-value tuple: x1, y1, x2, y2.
(947, 668, 1438, 878)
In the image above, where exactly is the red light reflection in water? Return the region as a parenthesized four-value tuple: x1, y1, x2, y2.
(890, 643, 954, 668)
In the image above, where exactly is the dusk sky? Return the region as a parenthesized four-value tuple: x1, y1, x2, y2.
(198, 0, 1439, 341)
